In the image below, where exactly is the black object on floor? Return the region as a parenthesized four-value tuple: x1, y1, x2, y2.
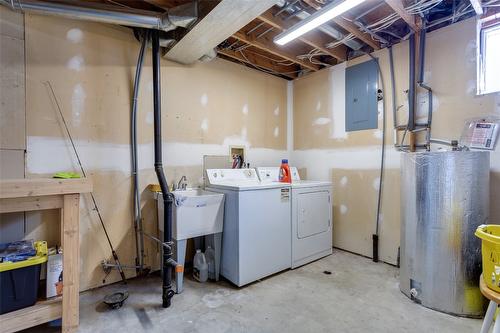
(323, 270, 332, 275)
(103, 291, 129, 309)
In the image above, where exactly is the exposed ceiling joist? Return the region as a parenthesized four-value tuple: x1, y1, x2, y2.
(302, 0, 322, 10)
(468, 0, 484, 15)
(164, 0, 278, 64)
(333, 17, 381, 50)
(218, 48, 297, 79)
(232, 31, 320, 71)
(384, 0, 421, 32)
(258, 11, 347, 62)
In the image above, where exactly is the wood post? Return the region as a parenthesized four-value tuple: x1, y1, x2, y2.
(62, 193, 80, 333)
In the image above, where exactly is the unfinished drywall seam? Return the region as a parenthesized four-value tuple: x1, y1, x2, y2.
(330, 63, 348, 140)
(287, 81, 293, 155)
(26, 136, 289, 176)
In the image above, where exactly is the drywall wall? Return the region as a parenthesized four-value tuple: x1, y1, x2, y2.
(22, 13, 288, 291)
(291, 18, 500, 264)
(3, 7, 497, 291)
(0, 6, 26, 243)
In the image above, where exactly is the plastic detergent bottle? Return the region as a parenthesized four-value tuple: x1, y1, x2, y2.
(279, 159, 291, 183)
(205, 246, 216, 280)
(193, 249, 208, 283)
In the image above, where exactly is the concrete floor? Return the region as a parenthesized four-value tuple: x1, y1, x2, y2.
(26, 250, 481, 332)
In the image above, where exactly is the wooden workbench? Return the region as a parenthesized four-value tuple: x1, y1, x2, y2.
(0, 178, 92, 333)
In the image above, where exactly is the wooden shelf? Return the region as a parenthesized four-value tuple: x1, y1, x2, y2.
(0, 298, 62, 333)
(0, 178, 92, 333)
(0, 178, 92, 199)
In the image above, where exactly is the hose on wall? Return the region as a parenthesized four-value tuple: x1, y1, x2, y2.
(131, 30, 149, 273)
(367, 51, 387, 263)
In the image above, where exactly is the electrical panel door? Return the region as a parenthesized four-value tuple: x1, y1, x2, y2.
(345, 59, 379, 131)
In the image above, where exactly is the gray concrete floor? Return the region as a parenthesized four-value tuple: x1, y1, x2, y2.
(25, 250, 481, 332)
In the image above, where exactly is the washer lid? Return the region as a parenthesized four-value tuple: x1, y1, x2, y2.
(206, 168, 289, 190)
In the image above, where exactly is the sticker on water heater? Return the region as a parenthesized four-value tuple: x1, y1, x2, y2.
(495, 265, 500, 275)
(281, 188, 290, 202)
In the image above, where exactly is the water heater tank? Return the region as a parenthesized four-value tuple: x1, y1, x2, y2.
(400, 151, 490, 317)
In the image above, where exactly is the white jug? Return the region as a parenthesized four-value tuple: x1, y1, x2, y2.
(193, 249, 208, 283)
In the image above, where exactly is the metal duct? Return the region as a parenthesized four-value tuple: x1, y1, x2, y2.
(0, 0, 197, 32)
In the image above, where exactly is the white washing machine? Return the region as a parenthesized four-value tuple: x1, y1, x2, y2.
(205, 168, 291, 287)
(257, 167, 332, 268)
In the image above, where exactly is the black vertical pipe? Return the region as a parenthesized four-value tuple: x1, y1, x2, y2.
(151, 29, 174, 308)
(408, 34, 416, 131)
(418, 29, 425, 84)
(372, 234, 379, 263)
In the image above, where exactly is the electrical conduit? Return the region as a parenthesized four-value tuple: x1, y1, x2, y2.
(417, 27, 433, 150)
(131, 30, 149, 273)
(367, 52, 387, 263)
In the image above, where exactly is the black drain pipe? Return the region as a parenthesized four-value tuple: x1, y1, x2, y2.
(151, 29, 175, 308)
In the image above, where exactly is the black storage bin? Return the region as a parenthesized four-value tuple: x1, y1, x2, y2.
(0, 263, 42, 314)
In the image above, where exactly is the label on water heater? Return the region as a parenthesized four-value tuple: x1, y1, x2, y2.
(470, 122, 499, 150)
(281, 188, 290, 202)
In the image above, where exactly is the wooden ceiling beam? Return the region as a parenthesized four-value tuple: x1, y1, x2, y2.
(218, 48, 298, 79)
(165, 0, 277, 64)
(302, 0, 321, 10)
(258, 11, 346, 62)
(232, 31, 320, 71)
(332, 17, 381, 50)
(469, 0, 484, 15)
(384, 0, 421, 32)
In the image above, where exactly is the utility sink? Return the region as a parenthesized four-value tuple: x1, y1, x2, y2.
(157, 189, 225, 241)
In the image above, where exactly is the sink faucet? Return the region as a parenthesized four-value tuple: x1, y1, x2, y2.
(177, 176, 188, 190)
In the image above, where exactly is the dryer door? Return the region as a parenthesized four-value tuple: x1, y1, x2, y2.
(297, 190, 330, 238)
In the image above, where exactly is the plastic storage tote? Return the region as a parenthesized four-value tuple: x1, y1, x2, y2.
(475, 225, 500, 293)
(0, 241, 48, 314)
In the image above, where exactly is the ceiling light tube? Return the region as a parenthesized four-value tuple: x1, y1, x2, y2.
(274, 0, 367, 46)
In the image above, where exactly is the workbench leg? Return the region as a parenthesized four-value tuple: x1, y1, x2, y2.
(62, 194, 80, 333)
(481, 300, 496, 333)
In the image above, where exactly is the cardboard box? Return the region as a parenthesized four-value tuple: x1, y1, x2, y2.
(46, 251, 63, 298)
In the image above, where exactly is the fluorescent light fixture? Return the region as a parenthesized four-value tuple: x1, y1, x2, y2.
(274, 0, 367, 46)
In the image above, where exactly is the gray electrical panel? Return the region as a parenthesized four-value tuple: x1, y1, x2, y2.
(345, 59, 379, 132)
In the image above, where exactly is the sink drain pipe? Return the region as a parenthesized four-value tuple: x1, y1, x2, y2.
(151, 29, 176, 308)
